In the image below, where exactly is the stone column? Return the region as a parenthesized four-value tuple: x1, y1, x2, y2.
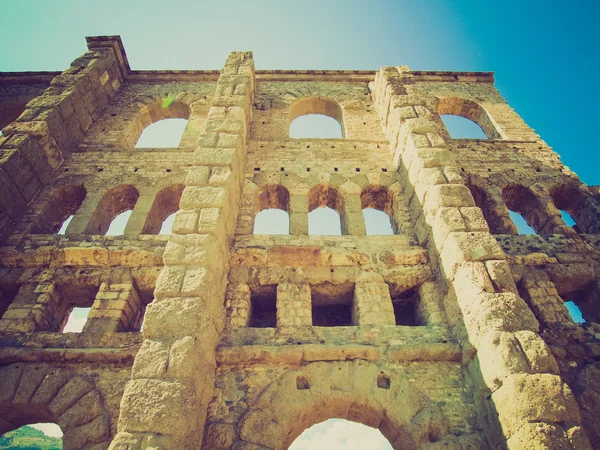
(276, 283, 312, 327)
(225, 283, 251, 328)
(289, 192, 309, 235)
(372, 66, 591, 448)
(352, 278, 395, 326)
(0, 36, 128, 240)
(108, 52, 255, 450)
(123, 194, 155, 236)
(63, 185, 116, 235)
(340, 182, 366, 236)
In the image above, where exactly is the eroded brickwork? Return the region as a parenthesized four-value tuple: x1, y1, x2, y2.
(0, 36, 598, 450)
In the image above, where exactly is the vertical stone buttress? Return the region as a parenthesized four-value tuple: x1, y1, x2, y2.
(0, 36, 128, 241)
(371, 67, 592, 449)
(108, 52, 255, 449)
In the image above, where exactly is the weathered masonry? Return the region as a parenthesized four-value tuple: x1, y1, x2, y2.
(0, 35, 599, 450)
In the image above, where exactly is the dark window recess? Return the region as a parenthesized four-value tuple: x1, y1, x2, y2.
(312, 304, 352, 326)
(311, 282, 354, 326)
(249, 286, 277, 328)
(392, 288, 420, 326)
(0, 284, 20, 319)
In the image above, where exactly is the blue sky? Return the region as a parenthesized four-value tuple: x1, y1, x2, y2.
(1, 0, 599, 183)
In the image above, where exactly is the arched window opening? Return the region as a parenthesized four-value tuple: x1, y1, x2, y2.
(249, 285, 277, 328)
(437, 97, 501, 139)
(57, 215, 74, 235)
(289, 419, 392, 450)
(0, 423, 63, 449)
(361, 186, 394, 235)
(559, 287, 600, 325)
(363, 208, 393, 235)
(289, 97, 344, 138)
(308, 207, 342, 236)
(30, 184, 87, 234)
(142, 184, 185, 235)
(508, 210, 536, 235)
(561, 210, 576, 227)
(549, 184, 587, 232)
(135, 118, 188, 148)
(106, 210, 133, 236)
(502, 185, 541, 235)
(311, 283, 354, 327)
(290, 114, 343, 139)
(254, 209, 290, 235)
(88, 184, 139, 235)
(440, 114, 487, 139)
(253, 185, 291, 235)
(159, 212, 177, 235)
(131, 100, 191, 148)
(565, 301, 585, 324)
(308, 185, 343, 236)
(392, 288, 421, 326)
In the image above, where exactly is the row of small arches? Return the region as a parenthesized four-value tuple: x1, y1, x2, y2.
(28, 183, 183, 237)
(255, 207, 393, 236)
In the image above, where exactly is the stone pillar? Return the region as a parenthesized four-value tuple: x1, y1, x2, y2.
(225, 283, 251, 328)
(352, 280, 395, 326)
(84, 273, 144, 333)
(63, 188, 106, 235)
(276, 283, 312, 327)
(372, 66, 591, 448)
(0, 36, 128, 240)
(340, 182, 366, 236)
(108, 52, 255, 450)
(289, 192, 308, 235)
(123, 194, 155, 236)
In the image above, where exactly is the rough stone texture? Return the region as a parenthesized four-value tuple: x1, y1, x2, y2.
(0, 37, 598, 449)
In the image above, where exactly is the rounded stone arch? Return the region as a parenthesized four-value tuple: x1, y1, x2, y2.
(0, 363, 111, 450)
(85, 184, 139, 235)
(547, 180, 600, 233)
(25, 178, 87, 234)
(233, 361, 451, 450)
(254, 184, 291, 214)
(308, 183, 343, 213)
(125, 98, 192, 148)
(436, 97, 502, 140)
(289, 96, 345, 137)
(141, 183, 185, 234)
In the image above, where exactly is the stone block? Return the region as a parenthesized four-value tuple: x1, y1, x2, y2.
(185, 166, 210, 186)
(423, 184, 475, 217)
(440, 232, 506, 278)
(118, 379, 198, 436)
(143, 297, 218, 340)
(493, 373, 581, 438)
(180, 186, 229, 210)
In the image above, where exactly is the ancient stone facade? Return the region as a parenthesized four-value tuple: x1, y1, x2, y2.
(0, 35, 599, 449)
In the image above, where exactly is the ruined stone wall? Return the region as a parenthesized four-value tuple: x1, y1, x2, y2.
(0, 36, 599, 450)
